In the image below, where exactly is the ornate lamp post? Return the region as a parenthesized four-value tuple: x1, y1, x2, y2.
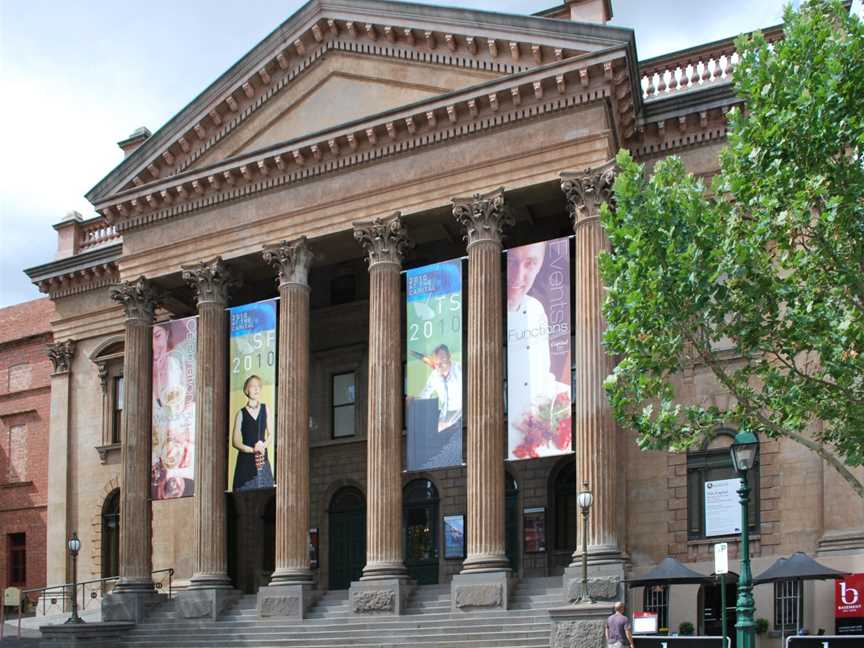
(577, 481, 594, 603)
(730, 429, 759, 648)
(65, 532, 84, 625)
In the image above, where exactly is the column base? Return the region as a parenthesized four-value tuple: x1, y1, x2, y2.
(269, 568, 315, 586)
(176, 581, 240, 620)
(360, 561, 408, 580)
(451, 571, 512, 613)
(563, 551, 625, 605)
(101, 589, 160, 623)
(349, 577, 413, 616)
(459, 553, 511, 574)
(257, 583, 318, 620)
(548, 601, 614, 648)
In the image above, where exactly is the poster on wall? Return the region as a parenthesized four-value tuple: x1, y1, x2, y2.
(506, 238, 572, 460)
(443, 515, 465, 559)
(704, 478, 742, 536)
(523, 507, 546, 553)
(405, 260, 463, 471)
(151, 316, 197, 500)
(228, 299, 277, 492)
(836, 573, 864, 634)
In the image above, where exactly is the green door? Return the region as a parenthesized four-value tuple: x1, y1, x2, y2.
(328, 488, 365, 590)
(404, 479, 440, 585)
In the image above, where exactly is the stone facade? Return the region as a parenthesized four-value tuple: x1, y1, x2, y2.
(20, 0, 864, 641)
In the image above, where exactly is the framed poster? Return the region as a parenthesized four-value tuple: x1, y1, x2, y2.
(704, 478, 741, 537)
(309, 528, 319, 569)
(523, 507, 546, 553)
(443, 514, 465, 559)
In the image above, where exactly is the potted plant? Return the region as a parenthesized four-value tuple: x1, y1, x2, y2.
(678, 622, 695, 636)
(756, 618, 769, 635)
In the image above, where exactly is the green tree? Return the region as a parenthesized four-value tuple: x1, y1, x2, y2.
(601, 0, 864, 496)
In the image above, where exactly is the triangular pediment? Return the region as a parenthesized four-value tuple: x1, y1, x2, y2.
(87, 0, 636, 206)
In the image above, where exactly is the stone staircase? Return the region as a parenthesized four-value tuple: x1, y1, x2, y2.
(115, 576, 565, 647)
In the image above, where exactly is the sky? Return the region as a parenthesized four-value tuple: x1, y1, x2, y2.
(0, 0, 857, 308)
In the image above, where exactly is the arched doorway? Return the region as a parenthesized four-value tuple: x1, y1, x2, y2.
(328, 487, 365, 590)
(700, 576, 738, 648)
(403, 479, 439, 585)
(505, 473, 520, 574)
(101, 489, 120, 578)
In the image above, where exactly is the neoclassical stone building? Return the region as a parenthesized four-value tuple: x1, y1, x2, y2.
(24, 0, 863, 642)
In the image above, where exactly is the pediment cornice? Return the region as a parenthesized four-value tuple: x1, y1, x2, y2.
(86, 0, 636, 206)
(96, 47, 639, 233)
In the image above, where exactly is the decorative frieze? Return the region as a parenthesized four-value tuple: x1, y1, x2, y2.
(262, 237, 314, 287)
(110, 277, 159, 323)
(47, 340, 76, 374)
(452, 188, 513, 248)
(560, 161, 617, 225)
(182, 257, 235, 306)
(353, 214, 412, 269)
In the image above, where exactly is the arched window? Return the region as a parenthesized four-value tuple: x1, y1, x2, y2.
(101, 489, 120, 578)
(554, 462, 577, 550)
(91, 339, 124, 453)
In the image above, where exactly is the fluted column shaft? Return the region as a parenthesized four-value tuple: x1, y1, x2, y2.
(110, 279, 158, 592)
(562, 162, 621, 559)
(354, 215, 411, 580)
(264, 239, 314, 585)
(453, 189, 513, 573)
(183, 259, 233, 588)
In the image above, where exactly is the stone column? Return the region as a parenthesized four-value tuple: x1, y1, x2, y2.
(44, 340, 75, 614)
(103, 279, 158, 622)
(257, 238, 317, 620)
(349, 214, 412, 616)
(450, 189, 514, 613)
(560, 161, 625, 604)
(177, 258, 237, 619)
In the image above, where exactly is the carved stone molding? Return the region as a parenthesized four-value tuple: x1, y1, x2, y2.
(353, 213, 412, 269)
(97, 362, 109, 393)
(452, 188, 513, 248)
(182, 257, 236, 306)
(262, 237, 314, 287)
(560, 160, 616, 226)
(47, 340, 76, 375)
(110, 277, 159, 323)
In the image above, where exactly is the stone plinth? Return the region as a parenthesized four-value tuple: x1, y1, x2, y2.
(175, 588, 241, 620)
(563, 560, 626, 605)
(257, 583, 318, 620)
(548, 602, 614, 648)
(349, 578, 413, 616)
(450, 571, 511, 613)
(101, 589, 162, 623)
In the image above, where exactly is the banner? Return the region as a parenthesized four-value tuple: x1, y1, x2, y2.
(836, 573, 864, 634)
(228, 299, 277, 492)
(151, 316, 197, 500)
(405, 260, 463, 471)
(507, 238, 572, 460)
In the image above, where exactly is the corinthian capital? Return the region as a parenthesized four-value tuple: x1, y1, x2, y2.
(262, 237, 314, 287)
(353, 213, 412, 269)
(110, 277, 159, 322)
(560, 160, 616, 226)
(452, 188, 513, 248)
(182, 257, 236, 306)
(47, 339, 76, 374)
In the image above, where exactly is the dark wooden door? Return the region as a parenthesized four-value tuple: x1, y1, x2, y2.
(404, 479, 439, 585)
(328, 488, 365, 590)
(505, 474, 520, 573)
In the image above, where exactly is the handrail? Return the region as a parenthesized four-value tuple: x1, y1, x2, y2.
(7, 568, 174, 640)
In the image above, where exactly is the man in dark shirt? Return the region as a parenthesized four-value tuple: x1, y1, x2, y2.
(606, 601, 634, 648)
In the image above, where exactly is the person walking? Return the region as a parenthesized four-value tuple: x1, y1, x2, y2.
(606, 601, 635, 648)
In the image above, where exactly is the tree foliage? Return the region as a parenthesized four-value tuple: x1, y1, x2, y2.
(600, 0, 864, 496)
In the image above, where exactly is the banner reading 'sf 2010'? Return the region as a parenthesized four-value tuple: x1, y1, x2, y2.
(507, 238, 572, 460)
(151, 316, 197, 500)
(228, 299, 277, 492)
(405, 260, 463, 471)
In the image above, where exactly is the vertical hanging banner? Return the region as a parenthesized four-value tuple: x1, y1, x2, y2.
(405, 260, 463, 471)
(151, 316, 197, 500)
(507, 238, 572, 460)
(228, 299, 277, 492)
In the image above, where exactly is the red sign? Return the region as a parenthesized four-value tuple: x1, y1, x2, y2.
(835, 573, 864, 618)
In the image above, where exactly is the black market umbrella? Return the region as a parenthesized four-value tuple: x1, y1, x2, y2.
(628, 557, 714, 587)
(753, 552, 849, 647)
(753, 551, 848, 584)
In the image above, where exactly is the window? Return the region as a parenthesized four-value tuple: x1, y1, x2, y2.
(112, 376, 124, 444)
(687, 433, 759, 540)
(7, 363, 32, 391)
(8, 533, 26, 585)
(332, 372, 356, 438)
(774, 580, 803, 632)
(644, 584, 670, 633)
(101, 489, 120, 578)
(7, 424, 27, 482)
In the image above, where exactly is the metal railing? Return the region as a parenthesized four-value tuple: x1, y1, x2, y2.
(1, 568, 173, 640)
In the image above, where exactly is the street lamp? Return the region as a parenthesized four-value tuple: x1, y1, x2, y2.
(577, 481, 594, 603)
(730, 429, 759, 648)
(65, 532, 84, 625)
